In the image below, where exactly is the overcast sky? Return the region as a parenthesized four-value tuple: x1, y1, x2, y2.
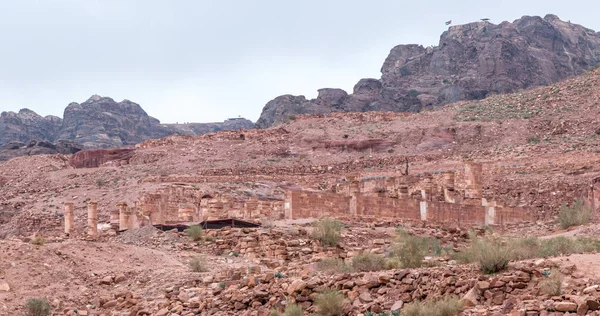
(0, 0, 598, 123)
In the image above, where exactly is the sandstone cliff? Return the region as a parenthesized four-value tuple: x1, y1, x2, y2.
(0, 95, 254, 160)
(256, 14, 600, 128)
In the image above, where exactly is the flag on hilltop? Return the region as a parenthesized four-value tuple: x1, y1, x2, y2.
(445, 20, 452, 25)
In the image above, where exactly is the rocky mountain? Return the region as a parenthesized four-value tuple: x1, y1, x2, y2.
(164, 118, 255, 136)
(0, 95, 254, 160)
(0, 109, 62, 145)
(256, 14, 600, 128)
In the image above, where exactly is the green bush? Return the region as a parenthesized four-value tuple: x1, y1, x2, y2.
(24, 298, 51, 316)
(188, 257, 208, 272)
(538, 269, 562, 296)
(315, 290, 345, 316)
(269, 310, 282, 316)
(402, 297, 462, 316)
(456, 234, 512, 274)
(186, 225, 203, 241)
(509, 236, 600, 259)
(316, 258, 354, 274)
(312, 218, 342, 247)
(388, 229, 442, 268)
(457, 234, 600, 274)
(351, 253, 386, 272)
(557, 199, 592, 229)
(30, 235, 45, 246)
(283, 304, 303, 316)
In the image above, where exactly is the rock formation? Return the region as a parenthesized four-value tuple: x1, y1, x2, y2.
(0, 95, 254, 160)
(0, 139, 82, 161)
(58, 95, 174, 148)
(0, 109, 62, 145)
(256, 14, 600, 128)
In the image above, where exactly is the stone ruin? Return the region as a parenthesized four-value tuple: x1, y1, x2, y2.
(283, 162, 533, 227)
(63, 162, 540, 235)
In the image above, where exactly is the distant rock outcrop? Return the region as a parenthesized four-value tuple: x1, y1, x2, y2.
(256, 14, 600, 128)
(165, 117, 254, 135)
(0, 140, 82, 162)
(0, 95, 255, 161)
(58, 95, 173, 148)
(0, 109, 62, 145)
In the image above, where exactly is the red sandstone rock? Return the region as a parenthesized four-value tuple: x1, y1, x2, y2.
(68, 148, 135, 168)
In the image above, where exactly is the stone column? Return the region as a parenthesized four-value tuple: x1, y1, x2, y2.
(87, 200, 98, 236)
(64, 203, 74, 234)
(284, 191, 293, 219)
(421, 173, 433, 201)
(117, 202, 129, 231)
(109, 209, 120, 231)
(464, 162, 483, 200)
(130, 206, 140, 229)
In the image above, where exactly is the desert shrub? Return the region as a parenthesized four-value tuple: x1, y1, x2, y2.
(24, 298, 51, 316)
(269, 310, 282, 316)
(538, 269, 562, 296)
(351, 253, 386, 272)
(30, 235, 45, 246)
(460, 235, 600, 270)
(312, 218, 342, 247)
(283, 304, 303, 316)
(388, 229, 442, 268)
(573, 236, 600, 252)
(557, 199, 592, 229)
(315, 291, 344, 316)
(457, 234, 512, 274)
(204, 235, 214, 242)
(188, 257, 208, 272)
(402, 297, 462, 316)
(539, 236, 577, 257)
(274, 272, 285, 278)
(186, 225, 203, 241)
(384, 258, 403, 269)
(317, 258, 354, 274)
(508, 237, 541, 260)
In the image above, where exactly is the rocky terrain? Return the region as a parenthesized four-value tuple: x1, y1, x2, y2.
(0, 95, 254, 160)
(0, 64, 598, 315)
(4, 14, 600, 316)
(256, 14, 600, 128)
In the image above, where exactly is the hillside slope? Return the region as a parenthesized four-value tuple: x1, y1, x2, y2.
(1, 67, 600, 237)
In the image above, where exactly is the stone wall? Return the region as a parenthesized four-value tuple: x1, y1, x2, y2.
(136, 185, 284, 226)
(285, 190, 533, 226)
(284, 190, 352, 219)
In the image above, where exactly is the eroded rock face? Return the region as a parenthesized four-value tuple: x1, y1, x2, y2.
(256, 14, 600, 128)
(59, 95, 173, 148)
(68, 148, 135, 168)
(0, 95, 255, 160)
(0, 109, 62, 145)
(0, 140, 83, 162)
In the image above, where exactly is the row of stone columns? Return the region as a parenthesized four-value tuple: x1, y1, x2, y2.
(64, 201, 131, 236)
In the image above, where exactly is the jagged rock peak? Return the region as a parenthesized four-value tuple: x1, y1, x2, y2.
(256, 14, 600, 128)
